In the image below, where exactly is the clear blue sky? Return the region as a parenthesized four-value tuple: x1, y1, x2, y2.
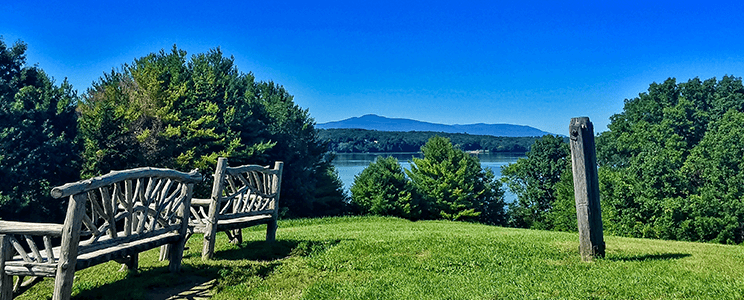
(3, 1, 744, 135)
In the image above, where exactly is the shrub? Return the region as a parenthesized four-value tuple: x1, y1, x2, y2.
(407, 136, 506, 225)
(350, 156, 420, 220)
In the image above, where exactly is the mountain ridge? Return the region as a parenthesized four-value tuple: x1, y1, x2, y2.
(317, 114, 554, 137)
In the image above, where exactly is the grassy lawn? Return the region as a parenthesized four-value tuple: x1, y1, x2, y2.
(14, 216, 744, 299)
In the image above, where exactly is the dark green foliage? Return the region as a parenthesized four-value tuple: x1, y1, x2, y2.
(318, 128, 536, 153)
(350, 156, 420, 220)
(551, 163, 577, 232)
(501, 135, 572, 230)
(407, 136, 506, 224)
(78, 46, 345, 218)
(676, 110, 744, 243)
(79, 47, 273, 178)
(597, 76, 744, 243)
(252, 82, 347, 217)
(0, 38, 81, 222)
(311, 161, 350, 217)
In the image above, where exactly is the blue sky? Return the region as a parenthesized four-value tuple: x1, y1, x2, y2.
(3, 1, 744, 135)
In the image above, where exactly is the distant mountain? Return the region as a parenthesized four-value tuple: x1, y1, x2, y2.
(317, 114, 554, 137)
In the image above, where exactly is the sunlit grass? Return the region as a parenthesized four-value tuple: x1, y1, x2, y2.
(15, 216, 744, 299)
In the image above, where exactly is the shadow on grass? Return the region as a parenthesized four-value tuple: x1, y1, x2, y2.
(608, 253, 691, 262)
(71, 266, 215, 300)
(212, 239, 344, 261)
(69, 239, 344, 300)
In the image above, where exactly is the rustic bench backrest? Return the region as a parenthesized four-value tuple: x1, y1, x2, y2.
(190, 158, 283, 260)
(0, 167, 201, 300)
(51, 168, 201, 255)
(220, 164, 282, 218)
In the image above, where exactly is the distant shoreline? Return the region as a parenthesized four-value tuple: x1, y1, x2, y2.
(329, 150, 528, 155)
(319, 128, 539, 154)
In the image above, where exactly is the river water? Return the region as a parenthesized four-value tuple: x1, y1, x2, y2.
(331, 152, 525, 203)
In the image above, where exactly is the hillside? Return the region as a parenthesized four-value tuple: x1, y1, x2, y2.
(317, 114, 554, 137)
(18, 216, 744, 299)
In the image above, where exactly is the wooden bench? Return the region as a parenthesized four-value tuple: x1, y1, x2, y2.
(0, 167, 201, 300)
(189, 157, 283, 260)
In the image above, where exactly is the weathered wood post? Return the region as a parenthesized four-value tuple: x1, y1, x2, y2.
(569, 117, 605, 261)
(203, 157, 228, 260)
(266, 161, 284, 243)
(169, 182, 194, 273)
(53, 193, 88, 300)
(0, 235, 13, 300)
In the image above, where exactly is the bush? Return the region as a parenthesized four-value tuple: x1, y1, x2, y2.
(407, 136, 506, 225)
(350, 156, 420, 220)
(501, 135, 571, 230)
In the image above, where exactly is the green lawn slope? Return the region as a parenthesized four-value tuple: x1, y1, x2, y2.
(16, 216, 744, 299)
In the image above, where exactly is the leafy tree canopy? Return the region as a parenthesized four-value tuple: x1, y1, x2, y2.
(0, 38, 81, 222)
(501, 135, 572, 230)
(78, 46, 345, 218)
(597, 76, 744, 243)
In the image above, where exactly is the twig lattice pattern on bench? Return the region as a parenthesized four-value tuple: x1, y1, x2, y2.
(191, 165, 279, 226)
(0, 167, 200, 300)
(189, 158, 282, 260)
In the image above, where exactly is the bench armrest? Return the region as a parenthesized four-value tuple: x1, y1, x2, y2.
(0, 220, 64, 237)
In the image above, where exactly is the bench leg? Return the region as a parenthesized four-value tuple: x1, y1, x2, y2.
(202, 226, 217, 260)
(168, 239, 186, 273)
(0, 272, 10, 300)
(159, 245, 171, 261)
(0, 235, 13, 300)
(118, 253, 139, 272)
(53, 265, 76, 300)
(226, 229, 242, 245)
(53, 193, 87, 300)
(266, 219, 277, 243)
(0, 277, 11, 300)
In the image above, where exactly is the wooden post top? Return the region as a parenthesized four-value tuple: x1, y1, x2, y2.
(569, 117, 593, 138)
(571, 116, 591, 123)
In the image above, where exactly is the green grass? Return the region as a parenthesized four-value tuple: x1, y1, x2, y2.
(15, 216, 744, 299)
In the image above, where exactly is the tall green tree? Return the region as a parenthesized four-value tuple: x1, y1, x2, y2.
(79, 47, 273, 177)
(551, 163, 577, 232)
(0, 38, 81, 222)
(253, 81, 347, 217)
(78, 46, 345, 217)
(312, 161, 350, 217)
(407, 136, 506, 224)
(597, 76, 744, 243)
(679, 110, 744, 243)
(350, 156, 420, 220)
(501, 135, 571, 229)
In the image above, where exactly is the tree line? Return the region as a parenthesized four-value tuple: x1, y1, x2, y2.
(500, 76, 744, 244)
(0, 38, 347, 222)
(319, 128, 539, 153)
(349, 75, 744, 245)
(5, 37, 744, 245)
